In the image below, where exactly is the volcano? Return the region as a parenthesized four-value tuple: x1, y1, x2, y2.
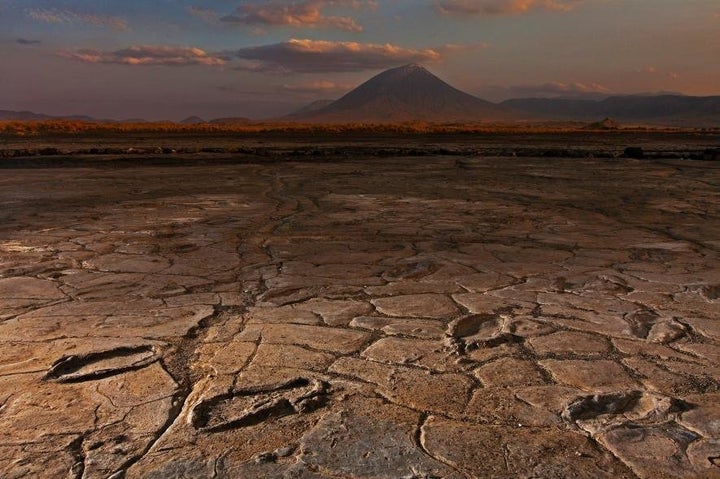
(287, 64, 521, 123)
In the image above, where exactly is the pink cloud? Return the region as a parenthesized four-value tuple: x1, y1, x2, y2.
(221, 0, 374, 32)
(440, 42, 490, 52)
(434, 0, 580, 16)
(282, 80, 355, 93)
(506, 81, 612, 97)
(61, 45, 226, 66)
(232, 38, 442, 73)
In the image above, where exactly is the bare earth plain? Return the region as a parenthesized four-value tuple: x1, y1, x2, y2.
(1, 131, 720, 478)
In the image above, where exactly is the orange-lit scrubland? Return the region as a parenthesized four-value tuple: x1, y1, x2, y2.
(1, 120, 714, 137)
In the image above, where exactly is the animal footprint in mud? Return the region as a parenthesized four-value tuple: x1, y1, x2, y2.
(624, 310, 686, 343)
(562, 390, 692, 434)
(44, 345, 160, 383)
(700, 284, 720, 300)
(445, 314, 521, 353)
(383, 261, 437, 281)
(191, 377, 330, 433)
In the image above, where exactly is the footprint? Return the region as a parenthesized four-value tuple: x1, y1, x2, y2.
(383, 261, 437, 280)
(44, 345, 160, 383)
(563, 391, 644, 422)
(446, 314, 522, 353)
(191, 377, 330, 433)
(701, 284, 720, 300)
(624, 310, 659, 339)
(562, 390, 692, 434)
(624, 310, 686, 343)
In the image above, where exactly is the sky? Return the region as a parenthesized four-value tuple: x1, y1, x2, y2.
(0, 0, 718, 120)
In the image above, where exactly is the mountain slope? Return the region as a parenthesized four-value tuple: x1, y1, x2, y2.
(288, 100, 335, 117)
(289, 64, 521, 123)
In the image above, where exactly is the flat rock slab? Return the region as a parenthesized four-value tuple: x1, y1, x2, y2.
(0, 277, 66, 300)
(1, 155, 719, 478)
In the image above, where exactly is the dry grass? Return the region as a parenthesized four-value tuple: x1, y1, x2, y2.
(1, 119, 713, 137)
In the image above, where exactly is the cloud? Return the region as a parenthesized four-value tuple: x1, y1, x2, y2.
(231, 38, 441, 73)
(61, 45, 226, 66)
(505, 81, 612, 98)
(59, 39, 445, 73)
(434, 0, 580, 16)
(282, 80, 355, 93)
(440, 42, 490, 52)
(16, 38, 41, 45)
(636, 66, 681, 80)
(636, 66, 657, 74)
(26, 8, 129, 31)
(186, 5, 219, 23)
(221, 0, 374, 32)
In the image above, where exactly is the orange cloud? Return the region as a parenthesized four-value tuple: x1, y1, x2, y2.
(435, 0, 580, 16)
(232, 38, 442, 73)
(61, 45, 226, 66)
(221, 0, 374, 32)
(59, 39, 444, 73)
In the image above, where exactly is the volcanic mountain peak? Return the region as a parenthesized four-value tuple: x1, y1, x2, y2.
(377, 62, 429, 78)
(346, 63, 463, 99)
(289, 64, 521, 123)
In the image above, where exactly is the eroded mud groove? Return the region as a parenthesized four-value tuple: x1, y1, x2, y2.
(191, 377, 331, 433)
(44, 345, 159, 383)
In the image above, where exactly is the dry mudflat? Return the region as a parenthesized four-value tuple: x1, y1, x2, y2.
(1, 142, 720, 478)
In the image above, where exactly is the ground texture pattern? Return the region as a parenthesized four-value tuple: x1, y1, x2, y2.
(1, 156, 719, 478)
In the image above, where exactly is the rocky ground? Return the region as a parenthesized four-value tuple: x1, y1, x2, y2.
(1, 152, 719, 478)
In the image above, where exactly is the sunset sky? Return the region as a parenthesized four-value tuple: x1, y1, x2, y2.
(1, 0, 718, 120)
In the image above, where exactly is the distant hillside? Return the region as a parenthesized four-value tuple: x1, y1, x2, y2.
(288, 64, 522, 123)
(502, 95, 720, 126)
(180, 116, 206, 125)
(0, 109, 96, 122)
(207, 117, 252, 125)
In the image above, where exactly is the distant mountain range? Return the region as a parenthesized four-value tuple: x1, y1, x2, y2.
(0, 109, 98, 122)
(0, 110, 149, 123)
(501, 96, 720, 127)
(3, 65, 719, 126)
(284, 65, 719, 126)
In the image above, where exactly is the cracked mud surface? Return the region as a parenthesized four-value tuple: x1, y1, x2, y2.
(1, 154, 720, 478)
